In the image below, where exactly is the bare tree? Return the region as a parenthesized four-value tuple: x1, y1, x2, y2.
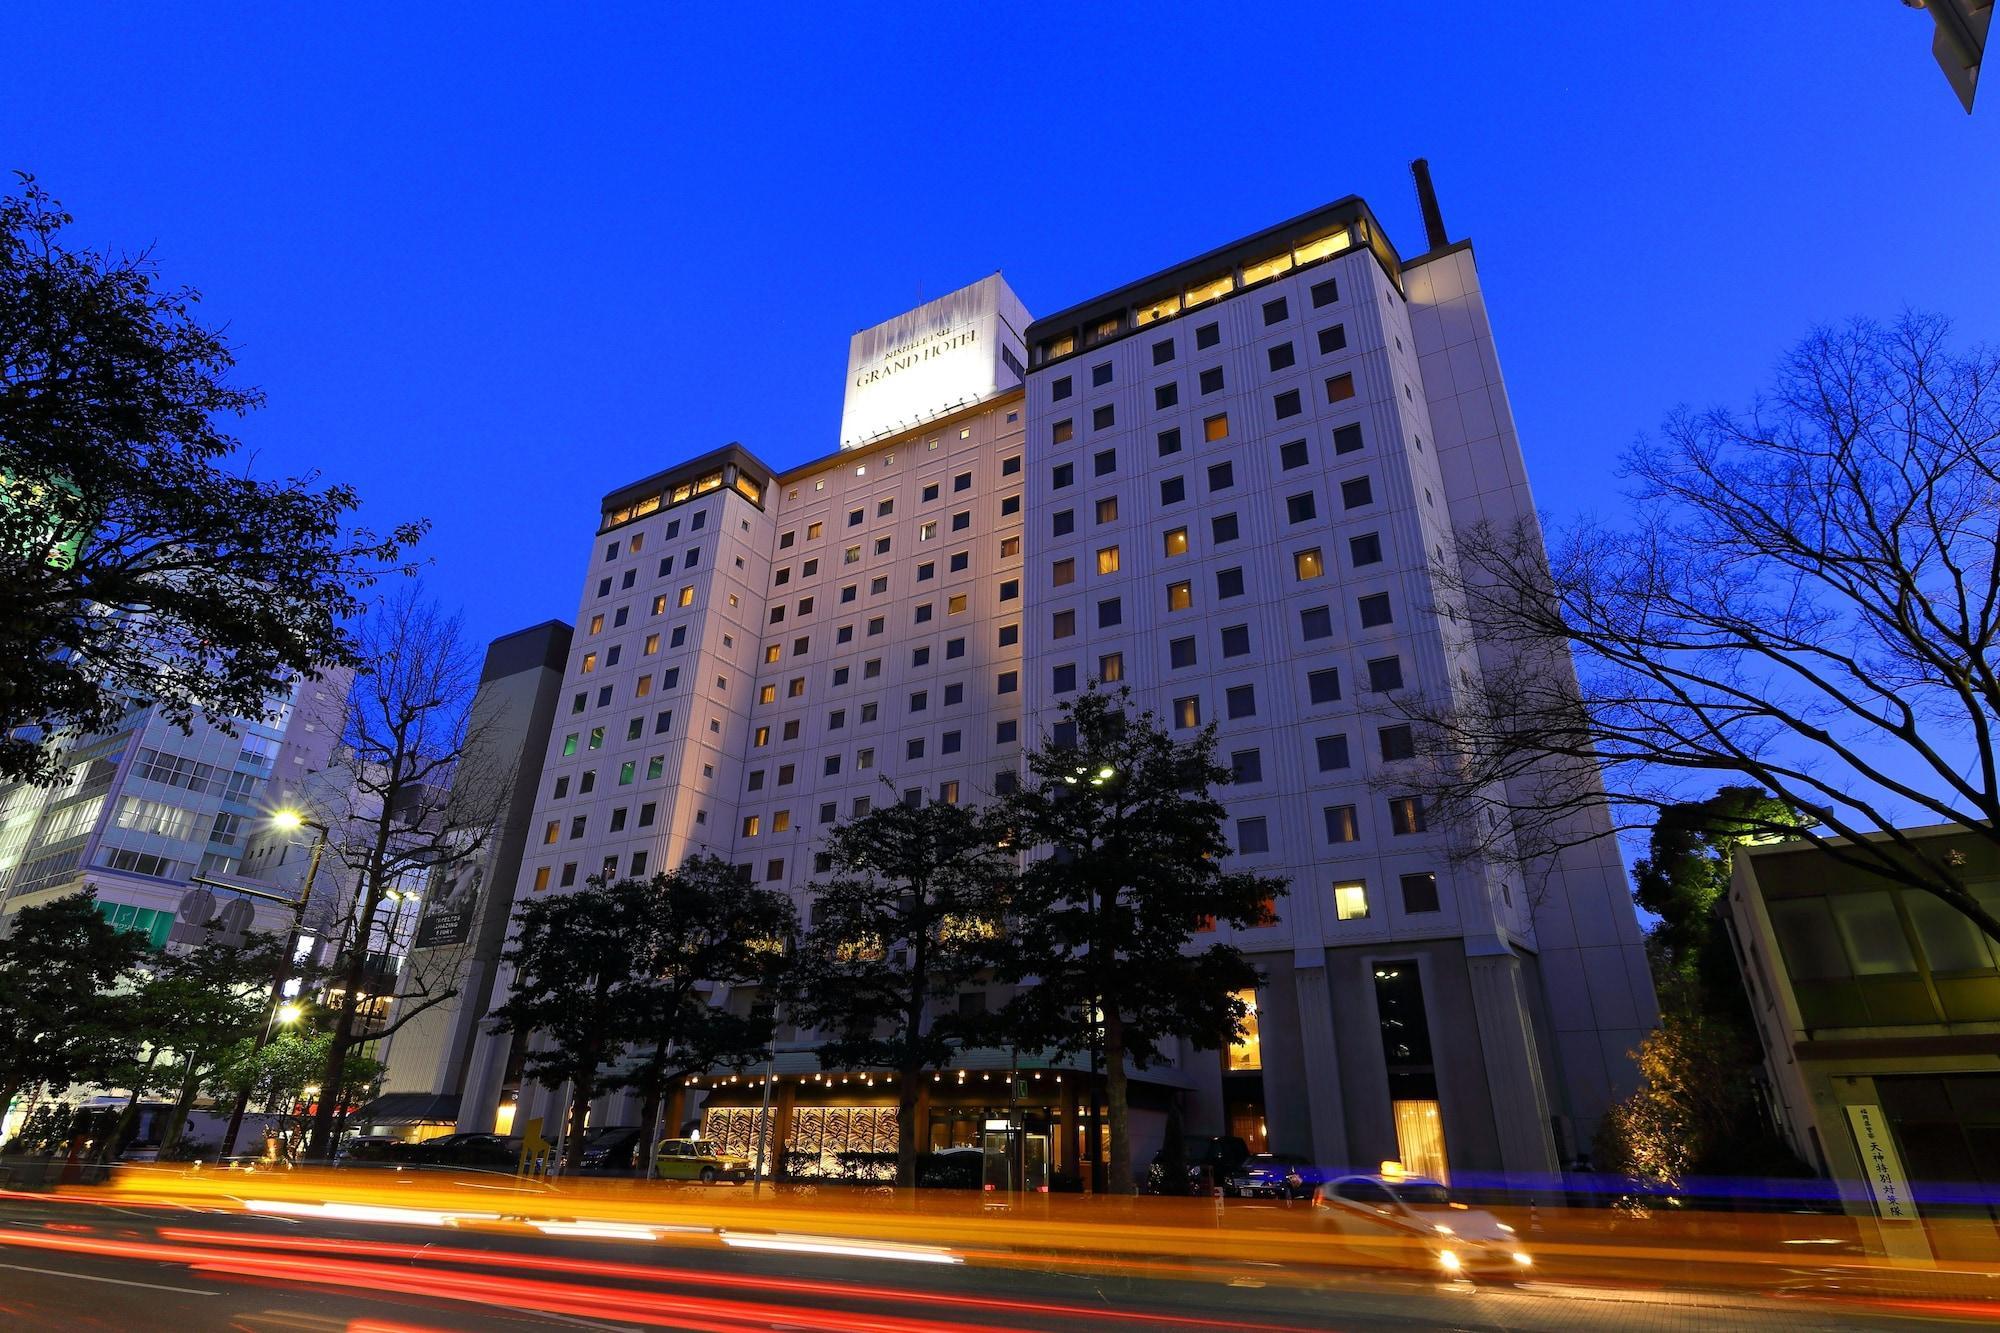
(1397, 314, 2000, 940)
(300, 587, 507, 1158)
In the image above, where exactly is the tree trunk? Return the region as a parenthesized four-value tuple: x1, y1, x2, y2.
(308, 828, 393, 1160)
(1104, 1011, 1133, 1195)
(101, 1050, 163, 1161)
(159, 1054, 201, 1151)
(563, 1074, 595, 1170)
(896, 1065, 921, 1190)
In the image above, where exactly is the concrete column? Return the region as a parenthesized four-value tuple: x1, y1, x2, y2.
(1292, 949, 1350, 1169)
(457, 1020, 509, 1133)
(1464, 943, 1561, 1188)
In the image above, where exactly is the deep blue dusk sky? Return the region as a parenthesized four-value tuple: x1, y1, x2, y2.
(10, 6, 1997, 657)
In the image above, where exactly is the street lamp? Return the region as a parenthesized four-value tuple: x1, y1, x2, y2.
(219, 808, 331, 1157)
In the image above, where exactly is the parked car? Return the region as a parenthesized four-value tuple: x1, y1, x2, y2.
(1223, 1153, 1311, 1199)
(336, 1134, 403, 1163)
(401, 1132, 519, 1169)
(1311, 1173, 1532, 1278)
(1148, 1135, 1251, 1192)
(577, 1125, 646, 1173)
(652, 1138, 753, 1184)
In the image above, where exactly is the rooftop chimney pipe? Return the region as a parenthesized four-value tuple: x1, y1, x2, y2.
(1410, 158, 1449, 252)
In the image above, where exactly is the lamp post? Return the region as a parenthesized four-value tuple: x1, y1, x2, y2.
(219, 810, 329, 1158)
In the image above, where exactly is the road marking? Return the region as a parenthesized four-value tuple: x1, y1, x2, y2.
(0, 1259, 220, 1296)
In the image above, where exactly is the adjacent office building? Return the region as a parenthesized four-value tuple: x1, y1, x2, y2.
(463, 184, 1656, 1183)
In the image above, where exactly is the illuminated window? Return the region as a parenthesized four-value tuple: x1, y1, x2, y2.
(588, 614, 604, 635)
(1295, 548, 1324, 580)
(1053, 419, 1074, 444)
(948, 594, 968, 615)
(1185, 273, 1232, 308)
(1334, 880, 1370, 920)
(1166, 580, 1192, 611)
(1098, 652, 1124, 683)
(1203, 413, 1229, 443)
(1324, 804, 1359, 843)
(764, 645, 781, 664)
(543, 820, 559, 846)
(1244, 251, 1293, 286)
(587, 727, 604, 750)
(1000, 535, 1020, 557)
(580, 652, 597, 674)
(561, 733, 579, 756)
(533, 866, 551, 892)
(677, 585, 694, 607)
(807, 521, 823, 539)
(757, 684, 777, 704)
(1325, 373, 1356, 403)
(1174, 696, 1201, 729)
(742, 815, 760, 837)
(651, 594, 668, 615)
(1226, 989, 1262, 1070)
(1389, 797, 1427, 835)
(1163, 527, 1188, 557)
(1052, 558, 1075, 587)
(1096, 495, 1119, 524)
(753, 726, 770, 747)
(773, 810, 791, 833)
(643, 633, 660, 655)
(1097, 546, 1121, 575)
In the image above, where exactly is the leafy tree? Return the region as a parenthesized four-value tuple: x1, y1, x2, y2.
(302, 588, 505, 1159)
(0, 891, 146, 1124)
(211, 1020, 380, 1161)
(0, 175, 424, 787)
(124, 934, 284, 1153)
(1594, 790, 1813, 1188)
(492, 880, 647, 1168)
(619, 855, 795, 1171)
(1632, 786, 1805, 1018)
(1394, 315, 2000, 940)
(993, 687, 1286, 1194)
(789, 799, 1013, 1188)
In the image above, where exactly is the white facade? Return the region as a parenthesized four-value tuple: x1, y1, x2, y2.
(467, 212, 1656, 1180)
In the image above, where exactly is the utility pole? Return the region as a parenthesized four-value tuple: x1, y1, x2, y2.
(219, 812, 327, 1158)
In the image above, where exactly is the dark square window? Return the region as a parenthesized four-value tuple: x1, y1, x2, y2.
(1195, 321, 1220, 349)
(1053, 463, 1074, 489)
(1379, 724, 1415, 761)
(1098, 597, 1122, 628)
(998, 670, 1018, 693)
(1170, 636, 1197, 669)
(1000, 579, 1018, 600)
(918, 561, 935, 581)
(1308, 667, 1341, 703)
(1207, 461, 1234, 492)
(954, 471, 973, 492)
(1053, 508, 1074, 536)
(1216, 567, 1245, 598)
(1092, 404, 1115, 431)
(1341, 476, 1374, 509)
(1053, 663, 1077, 693)
(597, 577, 612, 597)
(1334, 423, 1364, 455)
(1157, 427, 1182, 456)
(943, 681, 963, 705)
(1237, 815, 1269, 854)
(1211, 512, 1239, 543)
(1091, 362, 1112, 387)
(946, 637, 965, 659)
(1226, 684, 1257, 719)
(1231, 749, 1263, 784)
(1262, 296, 1288, 324)
(997, 718, 1018, 743)
(1311, 277, 1338, 307)
(1401, 872, 1441, 914)
(1368, 656, 1404, 692)
(1268, 342, 1295, 372)
(1318, 323, 1348, 355)
(1002, 454, 1021, 475)
(819, 801, 837, 824)
(1199, 366, 1224, 395)
(1052, 375, 1072, 400)
(1300, 606, 1333, 640)
(1279, 438, 1309, 470)
(1274, 388, 1303, 419)
(1161, 476, 1186, 505)
(1155, 382, 1179, 410)
(1324, 805, 1359, 844)
(1053, 609, 1076, 639)
(998, 623, 1019, 646)
(952, 511, 970, 532)
(1350, 532, 1383, 566)
(1358, 593, 1393, 627)
(923, 481, 940, 502)
(1094, 448, 1117, 476)
(1286, 492, 1317, 523)
(907, 737, 925, 760)
(1152, 338, 1175, 365)
(942, 730, 961, 754)
(1220, 624, 1250, 657)
(1316, 734, 1351, 771)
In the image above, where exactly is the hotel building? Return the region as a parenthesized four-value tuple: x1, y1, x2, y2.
(461, 187, 1656, 1184)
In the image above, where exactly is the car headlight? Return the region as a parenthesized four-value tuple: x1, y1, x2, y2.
(1433, 1223, 1454, 1235)
(1438, 1250, 1462, 1273)
(1495, 1222, 1515, 1234)
(1512, 1251, 1533, 1267)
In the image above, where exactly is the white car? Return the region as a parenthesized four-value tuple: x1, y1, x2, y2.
(1311, 1173, 1532, 1277)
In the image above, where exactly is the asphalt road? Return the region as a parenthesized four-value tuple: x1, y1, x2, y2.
(0, 1190, 1980, 1332)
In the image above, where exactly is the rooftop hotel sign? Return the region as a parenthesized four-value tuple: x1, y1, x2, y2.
(839, 274, 1030, 450)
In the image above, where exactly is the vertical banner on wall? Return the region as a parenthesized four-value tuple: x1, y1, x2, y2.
(1845, 1103, 1919, 1222)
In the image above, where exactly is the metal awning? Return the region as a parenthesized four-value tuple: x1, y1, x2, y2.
(351, 1092, 461, 1126)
